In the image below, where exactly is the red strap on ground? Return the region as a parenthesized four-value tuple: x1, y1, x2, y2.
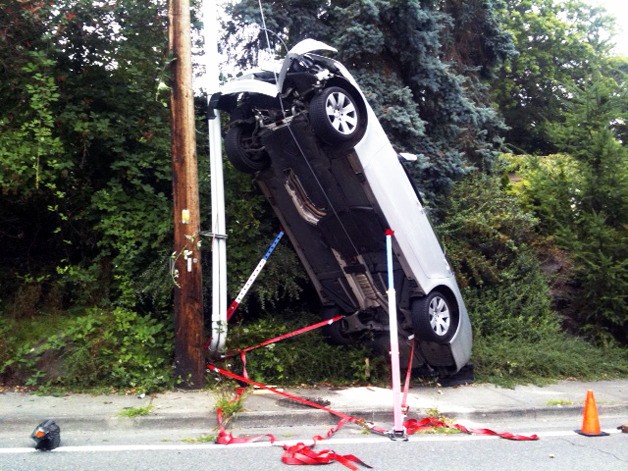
(311, 417, 351, 441)
(404, 417, 539, 441)
(396, 339, 536, 441)
(281, 443, 372, 470)
(209, 319, 536, 471)
(216, 427, 276, 445)
(208, 364, 375, 469)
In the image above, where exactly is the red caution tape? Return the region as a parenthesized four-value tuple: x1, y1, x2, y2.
(208, 364, 375, 469)
(281, 442, 372, 470)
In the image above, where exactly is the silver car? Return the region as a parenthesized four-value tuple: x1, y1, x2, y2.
(209, 39, 472, 375)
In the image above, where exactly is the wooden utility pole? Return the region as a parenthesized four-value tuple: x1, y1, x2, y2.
(169, 0, 204, 388)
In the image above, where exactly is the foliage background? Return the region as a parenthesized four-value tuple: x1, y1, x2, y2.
(1, 0, 626, 391)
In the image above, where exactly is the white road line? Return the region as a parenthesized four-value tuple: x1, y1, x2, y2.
(0, 429, 619, 454)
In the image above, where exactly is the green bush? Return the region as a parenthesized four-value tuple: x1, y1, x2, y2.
(437, 174, 539, 289)
(430, 173, 626, 384)
(504, 148, 627, 344)
(464, 252, 558, 342)
(0, 322, 14, 374)
(504, 153, 582, 236)
(436, 174, 561, 340)
(1, 307, 175, 392)
(565, 212, 627, 344)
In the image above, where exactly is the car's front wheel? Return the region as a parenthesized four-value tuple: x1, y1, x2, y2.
(224, 124, 270, 173)
(309, 86, 365, 146)
(411, 290, 459, 344)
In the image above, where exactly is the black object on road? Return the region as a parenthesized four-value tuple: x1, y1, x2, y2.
(31, 419, 61, 451)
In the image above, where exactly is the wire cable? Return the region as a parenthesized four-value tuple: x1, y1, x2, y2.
(258, 0, 274, 62)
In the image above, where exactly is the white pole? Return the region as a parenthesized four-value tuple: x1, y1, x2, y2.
(203, 0, 228, 356)
(385, 229, 405, 436)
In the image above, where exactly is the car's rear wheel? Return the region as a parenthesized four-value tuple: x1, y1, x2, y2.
(309, 86, 365, 146)
(321, 306, 353, 345)
(411, 290, 459, 344)
(224, 124, 270, 173)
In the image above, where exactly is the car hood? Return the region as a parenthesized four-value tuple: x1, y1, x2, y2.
(216, 39, 339, 98)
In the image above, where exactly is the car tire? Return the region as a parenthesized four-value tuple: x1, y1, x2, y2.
(411, 290, 459, 344)
(309, 86, 365, 146)
(224, 124, 270, 173)
(321, 306, 353, 345)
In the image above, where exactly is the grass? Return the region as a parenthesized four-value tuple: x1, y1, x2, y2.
(1, 312, 75, 372)
(213, 385, 249, 424)
(182, 434, 216, 443)
(546, 399, 575, 406)
(425, 407, 441, 418)
(414, 426, 462, 435)
(118, 404, 154, 418)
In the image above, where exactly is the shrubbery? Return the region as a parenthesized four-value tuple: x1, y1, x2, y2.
(1, 308, 175, 393)
(506, 147, 627, 344)
(432, 173, 628, 386)
(436, 174, 559, 344)
(472, 334, 628, 387)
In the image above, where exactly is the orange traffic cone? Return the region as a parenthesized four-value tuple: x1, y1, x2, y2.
(575, 389, 609, 437)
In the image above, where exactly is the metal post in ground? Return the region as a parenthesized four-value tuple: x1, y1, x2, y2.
(203, 0, 228, 357)
(385, 229, 406, 438)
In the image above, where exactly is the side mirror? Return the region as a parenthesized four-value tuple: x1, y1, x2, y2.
(398, 152, 418, 162)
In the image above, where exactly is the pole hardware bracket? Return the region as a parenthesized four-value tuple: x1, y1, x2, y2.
(200, 230, 228, 240)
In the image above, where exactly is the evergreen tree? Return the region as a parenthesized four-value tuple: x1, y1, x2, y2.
(548, 72, 627, 343)
(223, 0, 514, 203)
(506, 63, 627, 344)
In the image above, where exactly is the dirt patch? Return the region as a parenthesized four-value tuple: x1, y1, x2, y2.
(276, 397, 331, 409)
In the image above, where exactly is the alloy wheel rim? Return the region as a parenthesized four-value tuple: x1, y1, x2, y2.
(429, 296, 451, 337)
(325, 91, 357, 135)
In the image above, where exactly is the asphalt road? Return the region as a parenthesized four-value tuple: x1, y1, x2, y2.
(1, 414, 625, 470)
